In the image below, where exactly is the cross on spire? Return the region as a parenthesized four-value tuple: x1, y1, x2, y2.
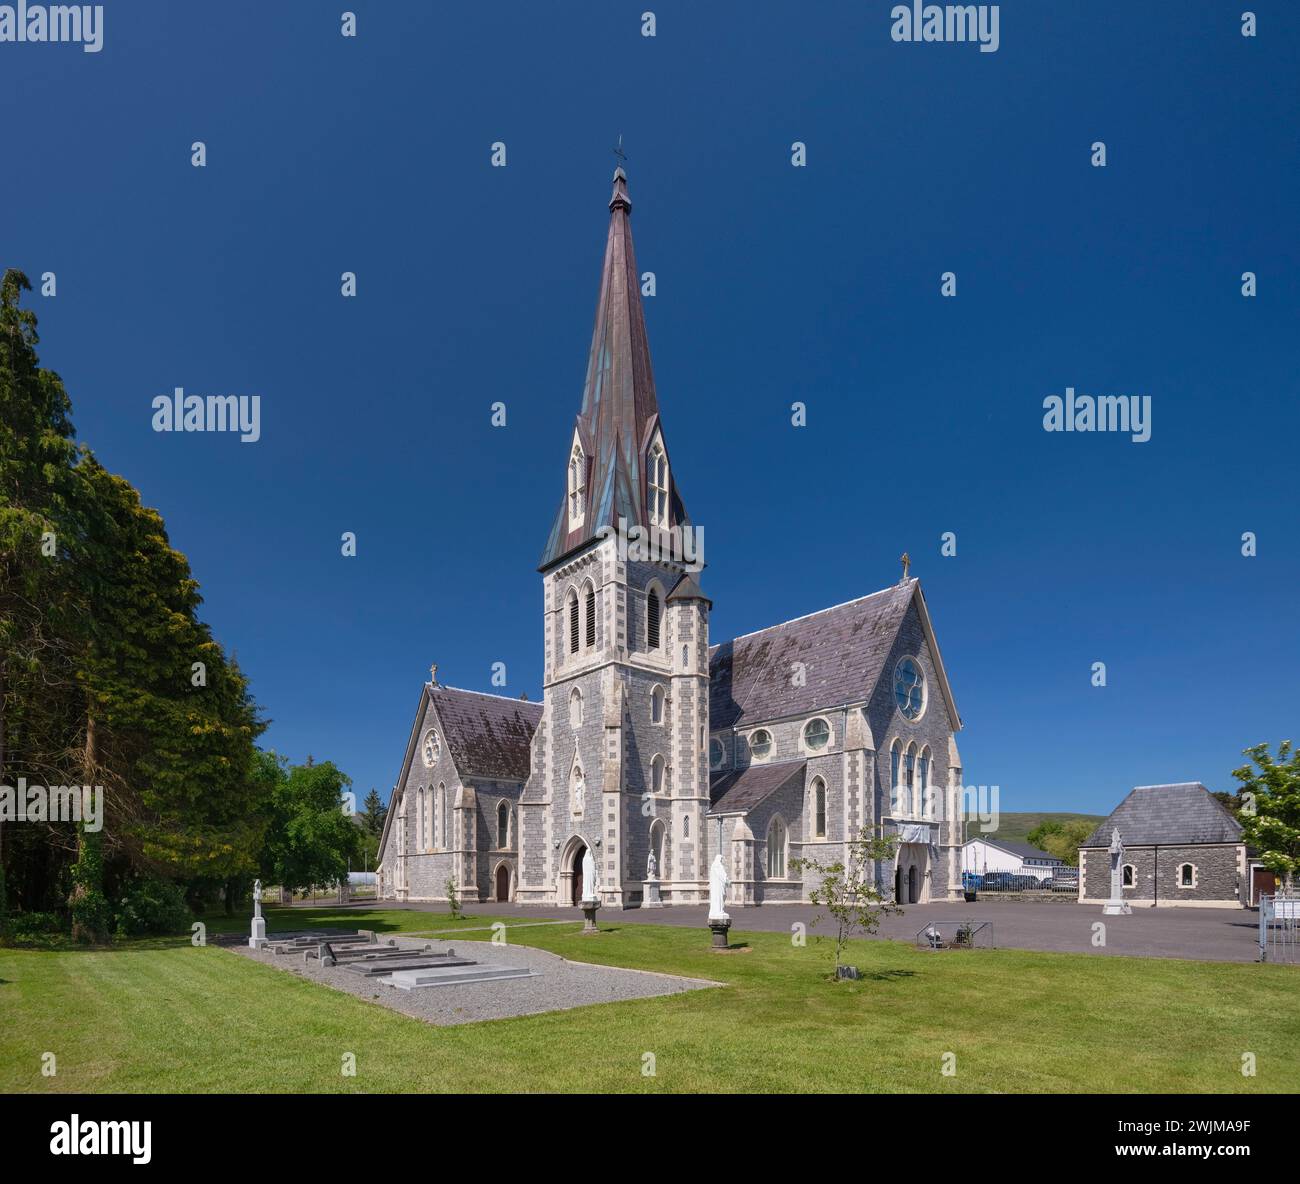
(613, 133, 627, 166)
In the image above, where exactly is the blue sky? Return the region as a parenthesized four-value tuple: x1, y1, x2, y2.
(6, 1, 1297, 815)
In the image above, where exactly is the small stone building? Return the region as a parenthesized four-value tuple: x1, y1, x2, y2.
(1077, 783, 1247, 909)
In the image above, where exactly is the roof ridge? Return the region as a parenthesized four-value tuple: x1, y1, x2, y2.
(430, 684, 541, 706)
(721, 580, 912, 645)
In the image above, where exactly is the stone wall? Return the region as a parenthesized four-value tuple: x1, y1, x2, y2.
(1080, 843, 1245, 907)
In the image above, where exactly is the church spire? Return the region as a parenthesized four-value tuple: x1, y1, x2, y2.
(539, 166, 690, 571)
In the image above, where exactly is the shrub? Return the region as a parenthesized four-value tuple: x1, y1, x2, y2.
(112, 875, 193, 937)
(6, 911, 66, 942)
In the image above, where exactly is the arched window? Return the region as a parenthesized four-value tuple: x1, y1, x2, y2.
(681, 644, 689, 668)
(919, 747, 932, 817)
(497, 800, 511, 848)
(1179, 863, 1196, 888)
(651, 684, 665, 724)
(905, 743, 918, 815)
(1122, 864, 1135, 888)
(568, 442, 585, 527)
(416, 786, 425, 852)
(651, 754, 666, 796)
(890, 739, 903, 813)
(649, 441, 668, 526)
(569, 686, 583, 728)
(422, 730, 440, 767)
(813, 777, 827, 838)
(584, 582, 596, 649)
(647, 586, 661, 650)
(440, 782, 449, 849)
(683, 814, 690, 838)
(709, 737, 725, 771)
(767, 817, 787, 878)
(803, 718, 830, 752)
(567, 588, 580, 655)
(749, 728, 773, 762)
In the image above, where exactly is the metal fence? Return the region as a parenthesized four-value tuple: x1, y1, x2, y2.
(962, 873, 1078, 900)
(916, 920, 995, 950)
(1258, 894, 1300, 964)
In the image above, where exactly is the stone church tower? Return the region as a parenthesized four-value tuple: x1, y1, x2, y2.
(517, 168, 711, 907)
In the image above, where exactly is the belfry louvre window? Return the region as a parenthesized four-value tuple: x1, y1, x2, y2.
(568, 591, 580, 654)
(585, 587, 596, 648)
(647, 588, 661, 649)
(649, 442, 668, 526)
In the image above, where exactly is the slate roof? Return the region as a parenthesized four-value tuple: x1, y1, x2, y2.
(709, 760, 806, 815)
(1081, 783, 1243, 847)
(428, 685, 542, 782)
(539, 168, 691, 571)
(709, 582, 915, 730)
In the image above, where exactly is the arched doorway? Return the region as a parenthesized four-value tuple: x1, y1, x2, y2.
(908, 865, 918, 904)
(495, 864, 510, 902)
(570, 842, 587, 905)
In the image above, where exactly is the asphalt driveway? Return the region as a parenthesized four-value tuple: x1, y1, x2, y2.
(306, 897, 1269, 964)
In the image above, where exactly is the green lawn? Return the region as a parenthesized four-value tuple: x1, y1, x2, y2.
(2, 909, 1296, 1093)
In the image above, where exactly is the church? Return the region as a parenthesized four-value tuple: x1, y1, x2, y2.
(377, 167, 968, 910)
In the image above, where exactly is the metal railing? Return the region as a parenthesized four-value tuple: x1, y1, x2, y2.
(916, 920, 994, 950)
(1258, 894, 1300, 964)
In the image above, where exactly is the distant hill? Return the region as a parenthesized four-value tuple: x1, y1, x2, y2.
(962, 812, 1106, 844)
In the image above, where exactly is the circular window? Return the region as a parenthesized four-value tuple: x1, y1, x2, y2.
(422, 730, 440, 767)
(749, 729, 773, 761)
(709, 737, 725, 770)
(894, 658, 926, 720)
(803, 718, 830, 751)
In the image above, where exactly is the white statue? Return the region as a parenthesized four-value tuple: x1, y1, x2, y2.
(248, 878, 267, 948)
(646, 849, 658, 881)
(581, 846, 598, 902)
(1103, 827, 1131, 915)
(708, 852, 730, 920)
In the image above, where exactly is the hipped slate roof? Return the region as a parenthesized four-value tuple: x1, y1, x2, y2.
(709, 760, 806, 815)
(709, 581, 916, 731)
(1081, 783, 1243, 847)
(539, 168, 690, 571)
(428, 685, 542, 782)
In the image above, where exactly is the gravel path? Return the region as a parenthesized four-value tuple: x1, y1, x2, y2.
(225, 934, 721, 1026)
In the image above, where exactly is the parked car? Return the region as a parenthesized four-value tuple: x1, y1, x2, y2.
(961, 871, 983, 892)
(981, 872, 1044, 892)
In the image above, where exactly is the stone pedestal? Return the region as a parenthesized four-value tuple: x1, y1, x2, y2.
(1102, 898, 1131, 915)
(708, 917, 732, 949)
(248, 916, 267, 949)
(580, 897, 601, 935)
(643, 879, 662, 908)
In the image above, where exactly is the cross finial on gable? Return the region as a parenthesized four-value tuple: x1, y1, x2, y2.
(899, 552, 911, 583)
(429, 663, 438, 686)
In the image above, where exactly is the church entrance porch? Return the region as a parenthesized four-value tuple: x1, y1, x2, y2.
(894, 842, 931, 904)
(558, 835, 592, 906)
(495, 864, 511, 902)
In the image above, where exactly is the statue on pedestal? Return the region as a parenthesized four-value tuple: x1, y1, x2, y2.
(708, 853, 731, 921)
(249, 878, 268, 948)
(646, 849, 658, 881)
(1102, 827, 1132, 915)
(581, 847, 598, 902)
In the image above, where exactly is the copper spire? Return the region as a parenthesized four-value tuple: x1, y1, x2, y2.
(539, 167, 690, 571)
